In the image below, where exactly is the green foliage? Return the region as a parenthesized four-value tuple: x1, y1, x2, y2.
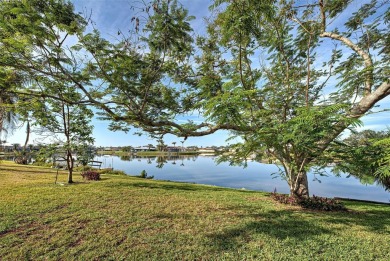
(201, 0, 389, 197)
(75, 144, 95, 167)
(13, 148, 32, 165)
(373, 137, 390, 178)
(143, 0, 194, 60)
(121, 146, 133, 153)
(137, 170, 154, 179)
(0, 0, 389, 197)
(34, 144, 58, 164)
(325, 0, 353, 19)
(0, 69, 19, 139)
(331, 129, 390, 181)
(0, 0, 86, 73)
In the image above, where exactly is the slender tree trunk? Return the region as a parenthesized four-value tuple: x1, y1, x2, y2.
(62, 103, 74, 184)
(23, 120, 30, 150)
(15, 120, 31, 165)
(66, 149, 74, 183)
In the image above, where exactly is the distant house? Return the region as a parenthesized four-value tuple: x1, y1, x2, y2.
(133, 146, 156, 152)
(186, 146, 199, 151)
(166, 146, 180, 152)
(214, 146, 227, 152)
(103, 147, 121, 152)
(2, 145, 14, 152)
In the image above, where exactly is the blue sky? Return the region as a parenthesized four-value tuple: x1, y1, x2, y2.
(5, 0, 390, 147)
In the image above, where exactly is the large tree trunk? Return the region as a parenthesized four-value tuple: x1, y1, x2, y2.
(288, 170, 309, 198)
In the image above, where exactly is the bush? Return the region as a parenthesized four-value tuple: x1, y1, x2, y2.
(300, 195, 347, 211)
(81, 170, 100, 181)
(271, 192, 347, 211)
(138, 170, 154, 179)
(271, 192, 301, 205)
(14, 156, 28, 165)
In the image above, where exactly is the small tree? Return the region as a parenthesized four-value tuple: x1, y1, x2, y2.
(157, 139, 166, 152)
(122, 146, 133, 153)
(32, 87, 94, 183)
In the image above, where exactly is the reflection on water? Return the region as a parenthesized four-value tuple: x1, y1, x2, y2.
(94, 155, 390, 203)
(117, 154, 198, 168)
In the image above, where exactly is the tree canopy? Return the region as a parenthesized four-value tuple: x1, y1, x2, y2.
(331, 129, 390, 185)
(0, 0, 389, 196)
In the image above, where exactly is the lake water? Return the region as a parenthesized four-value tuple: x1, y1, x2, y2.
(96, 155, 390, 203)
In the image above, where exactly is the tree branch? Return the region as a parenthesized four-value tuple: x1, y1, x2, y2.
(320, 31, 374, 95)
(316, 79, 390, 154)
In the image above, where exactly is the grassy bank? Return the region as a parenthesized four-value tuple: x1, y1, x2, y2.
(0, 161, 389, 260)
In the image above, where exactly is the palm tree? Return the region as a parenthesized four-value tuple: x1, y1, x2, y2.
(0, 139, 6, 153)
(157, 139, 165, 152)
(1, 77, 34, 164)
(0, 69, 23, 139)
(0, 96, 18, 141)
(12, 143, 20, 151)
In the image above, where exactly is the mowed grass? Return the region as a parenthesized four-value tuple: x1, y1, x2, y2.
(0, 161, 389, 260)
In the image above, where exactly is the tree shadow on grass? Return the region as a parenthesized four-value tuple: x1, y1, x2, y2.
(102, 177, 390, 246)
(207, 209, 332, 251)
(206, 202, 390, 252)
(53, 181, 86, 186)
(319, 201, 390, 234)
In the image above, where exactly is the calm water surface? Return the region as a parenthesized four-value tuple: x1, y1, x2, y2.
(94, 155, 390, 203)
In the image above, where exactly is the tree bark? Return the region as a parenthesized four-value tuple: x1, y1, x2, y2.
(23, 120, 30, 150)
(288, 170, 309, 198)
(66, 149, 74, 183)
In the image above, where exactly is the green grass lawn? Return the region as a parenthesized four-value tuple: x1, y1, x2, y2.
(0, 161, 389, 260)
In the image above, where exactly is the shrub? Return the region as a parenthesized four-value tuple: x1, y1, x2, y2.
(138, 170, 154, 179)
(300, 195, 347, 211)
(271, 192, 347, 211)
(271, 192, 301, 205)
(81, 170, 100, 181)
